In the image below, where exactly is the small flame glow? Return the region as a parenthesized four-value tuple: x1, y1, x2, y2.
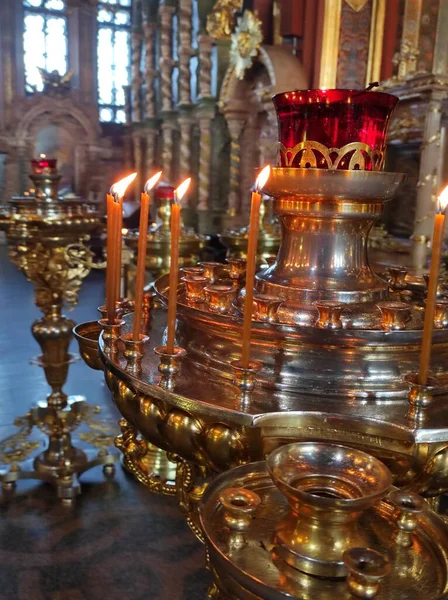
(144, 170, 163, 193)
(110, 173, 137, 200)
(438, 185, 448, 213)
(255, 165, 271, 191)
(175, 177, 191, 202)
(39, 153, 46, 159)
(121, 228, 129, 236)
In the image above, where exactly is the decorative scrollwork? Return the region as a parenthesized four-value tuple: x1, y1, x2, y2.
(230, 10, 263, 80)
(206, 0, 243, 40)
(115, 419, 177, 496)
(0, 414, 38, 465)
(279, 140, 384, 171)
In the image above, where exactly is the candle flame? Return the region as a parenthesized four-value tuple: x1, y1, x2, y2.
(121, 228, 129, 235)
(175, 177, 191, 202)
(438, 185, 448, 212)
(144, 170, 163, 193)
(110, 172, 137, 200)
(255, 165, 271, 191)
(39, 153, 46, 158)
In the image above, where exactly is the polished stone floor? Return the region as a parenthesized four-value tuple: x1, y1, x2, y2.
(0, 245, 209, 600)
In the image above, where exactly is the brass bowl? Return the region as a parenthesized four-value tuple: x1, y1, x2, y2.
(73, 320, 103, 371)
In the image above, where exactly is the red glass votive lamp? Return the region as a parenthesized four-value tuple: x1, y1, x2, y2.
(155, 182, 175, 201)
(31, 157, 58, 175)
(273, 89, 399, 171)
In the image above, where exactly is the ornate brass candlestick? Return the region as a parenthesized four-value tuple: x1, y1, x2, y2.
(0, 165, 116, 505)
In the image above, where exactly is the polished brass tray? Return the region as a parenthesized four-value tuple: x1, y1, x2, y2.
(200, 461, 448, 600)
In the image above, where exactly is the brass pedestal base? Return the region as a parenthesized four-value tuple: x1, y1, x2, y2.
(0, 398, 117, 506)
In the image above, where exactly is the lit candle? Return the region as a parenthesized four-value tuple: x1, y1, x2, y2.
(418, 185, 448, 385)
(132, 170, 162, 340)
(241, 165, 271, 368)
(106, 173, 137, 324)
(166, 177, 191, 354)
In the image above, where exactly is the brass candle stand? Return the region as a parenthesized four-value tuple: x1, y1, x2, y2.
(77, 165, 448, 538)
(0, 168, 117, 505)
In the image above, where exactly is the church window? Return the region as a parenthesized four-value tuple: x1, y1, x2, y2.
(97, 0, 132, 124)
(23, 0, 68, 94)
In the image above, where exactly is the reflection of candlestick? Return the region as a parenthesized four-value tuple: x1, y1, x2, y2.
(107, 173, 137, 324)
(166, 177, 191, 354)
(133, 171, 162, 340)
(241, 166, 271, 368)
(418, 185, 448, 385)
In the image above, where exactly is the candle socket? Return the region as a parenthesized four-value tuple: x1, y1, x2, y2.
(343, 548, 391, 599)
(219, 487, 260, 531)
(423, 273, 446, 299)
(181, 266, 205, 276)
(204, 284, 236, 314)
(120, 333, 149, 374)
(227, 258, 247, 287)
(388, 267, 408, 290)
(154, 345, 186, 391)
(314, 300, 346, 329)
(199, 261, 222, 284)
(182, 275, 210, 302)
(389, 490, 423, 548)
(377, 301, 411, 330)
(434, 299, 448, 328)
(97, 303, 123, 321)
(98, 318, 125, 356)
(253, 294, 283, 323)
(405, 374, 437, 411)
(231, 359, 262, 393)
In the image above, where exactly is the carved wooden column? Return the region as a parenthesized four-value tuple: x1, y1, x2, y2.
(197, 108, 214, 211)
(395, 0, 422, 80)
(178, 0, 193, 106)
(196, 35, 214, 214)
(226, 118, 244, 216)
(159, 5, 175, 113)
(131, 30, 143, 123)
(159, 4, 176, 184)
(142, 20, 156, 119)
(198, 35, 213, 99)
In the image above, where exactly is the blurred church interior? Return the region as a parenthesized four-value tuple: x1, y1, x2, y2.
(0, 0, 447, 598)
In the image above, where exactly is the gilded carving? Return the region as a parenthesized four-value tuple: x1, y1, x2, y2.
(206, 0, 243, 40)
(230, 10, 263, 80)
(279, 140, 384, 171)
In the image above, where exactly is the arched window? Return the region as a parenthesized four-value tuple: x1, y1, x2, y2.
(97, 0, 132, 124)
(23, 0, 68, 93)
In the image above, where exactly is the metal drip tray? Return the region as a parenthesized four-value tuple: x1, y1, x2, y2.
(200, 461, 448, 600)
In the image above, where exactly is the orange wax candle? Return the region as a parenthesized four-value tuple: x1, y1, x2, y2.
(132, 192, 150, 340)
(166, 177, 191, 354)
(133, 171, 162, 341)
(418, 185, 448, 385)
(106, 193, 120, 323)
(107, 173, 137, 321)
(241, 166, 271, 368)
(116, 198, 124, 301)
